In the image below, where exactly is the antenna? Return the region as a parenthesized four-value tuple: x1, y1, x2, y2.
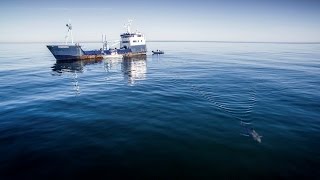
(124, 19, 133, 34)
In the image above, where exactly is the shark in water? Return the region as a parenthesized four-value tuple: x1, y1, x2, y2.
(240, 122, 262, 143)
(250, 129, 262, 143)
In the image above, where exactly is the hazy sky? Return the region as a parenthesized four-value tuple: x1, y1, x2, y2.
(1, 0, 320, 42)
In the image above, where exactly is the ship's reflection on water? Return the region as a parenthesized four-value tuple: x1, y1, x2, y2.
(51, 56, 147, 93)
(104, 56, 147, 85)
(51, 59, 104, 74)
(121, 56, 147, 85)
(51, 59, 105, 94)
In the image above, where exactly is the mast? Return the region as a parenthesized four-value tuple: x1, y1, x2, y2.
(65, 20, 74, 45)
(102, 34, 108, 50)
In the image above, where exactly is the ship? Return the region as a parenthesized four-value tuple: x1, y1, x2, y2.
(47, 20, 147, 61)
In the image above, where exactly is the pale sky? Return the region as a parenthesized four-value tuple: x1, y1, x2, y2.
(0, 0, 320, 42)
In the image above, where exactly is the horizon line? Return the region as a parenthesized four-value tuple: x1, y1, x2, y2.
(0, 40, 320, 44)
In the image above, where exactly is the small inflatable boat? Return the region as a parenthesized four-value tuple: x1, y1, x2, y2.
(152, 50, 164, 55)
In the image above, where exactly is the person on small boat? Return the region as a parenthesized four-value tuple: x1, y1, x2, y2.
(152, 50, 164, 54)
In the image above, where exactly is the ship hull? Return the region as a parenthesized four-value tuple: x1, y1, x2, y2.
(47, 45, 147, 61)
(47, 45, 85, 60)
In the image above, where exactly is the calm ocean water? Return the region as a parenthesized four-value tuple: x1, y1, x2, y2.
(0, 42, 319, 179)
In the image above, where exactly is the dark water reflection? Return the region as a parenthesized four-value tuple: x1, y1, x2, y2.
(51, 59, 104, 74)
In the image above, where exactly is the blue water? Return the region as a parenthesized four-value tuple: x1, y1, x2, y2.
(0, 42, 319, 179)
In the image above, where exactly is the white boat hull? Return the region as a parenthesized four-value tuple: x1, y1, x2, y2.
(102, 54, 123, 59)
